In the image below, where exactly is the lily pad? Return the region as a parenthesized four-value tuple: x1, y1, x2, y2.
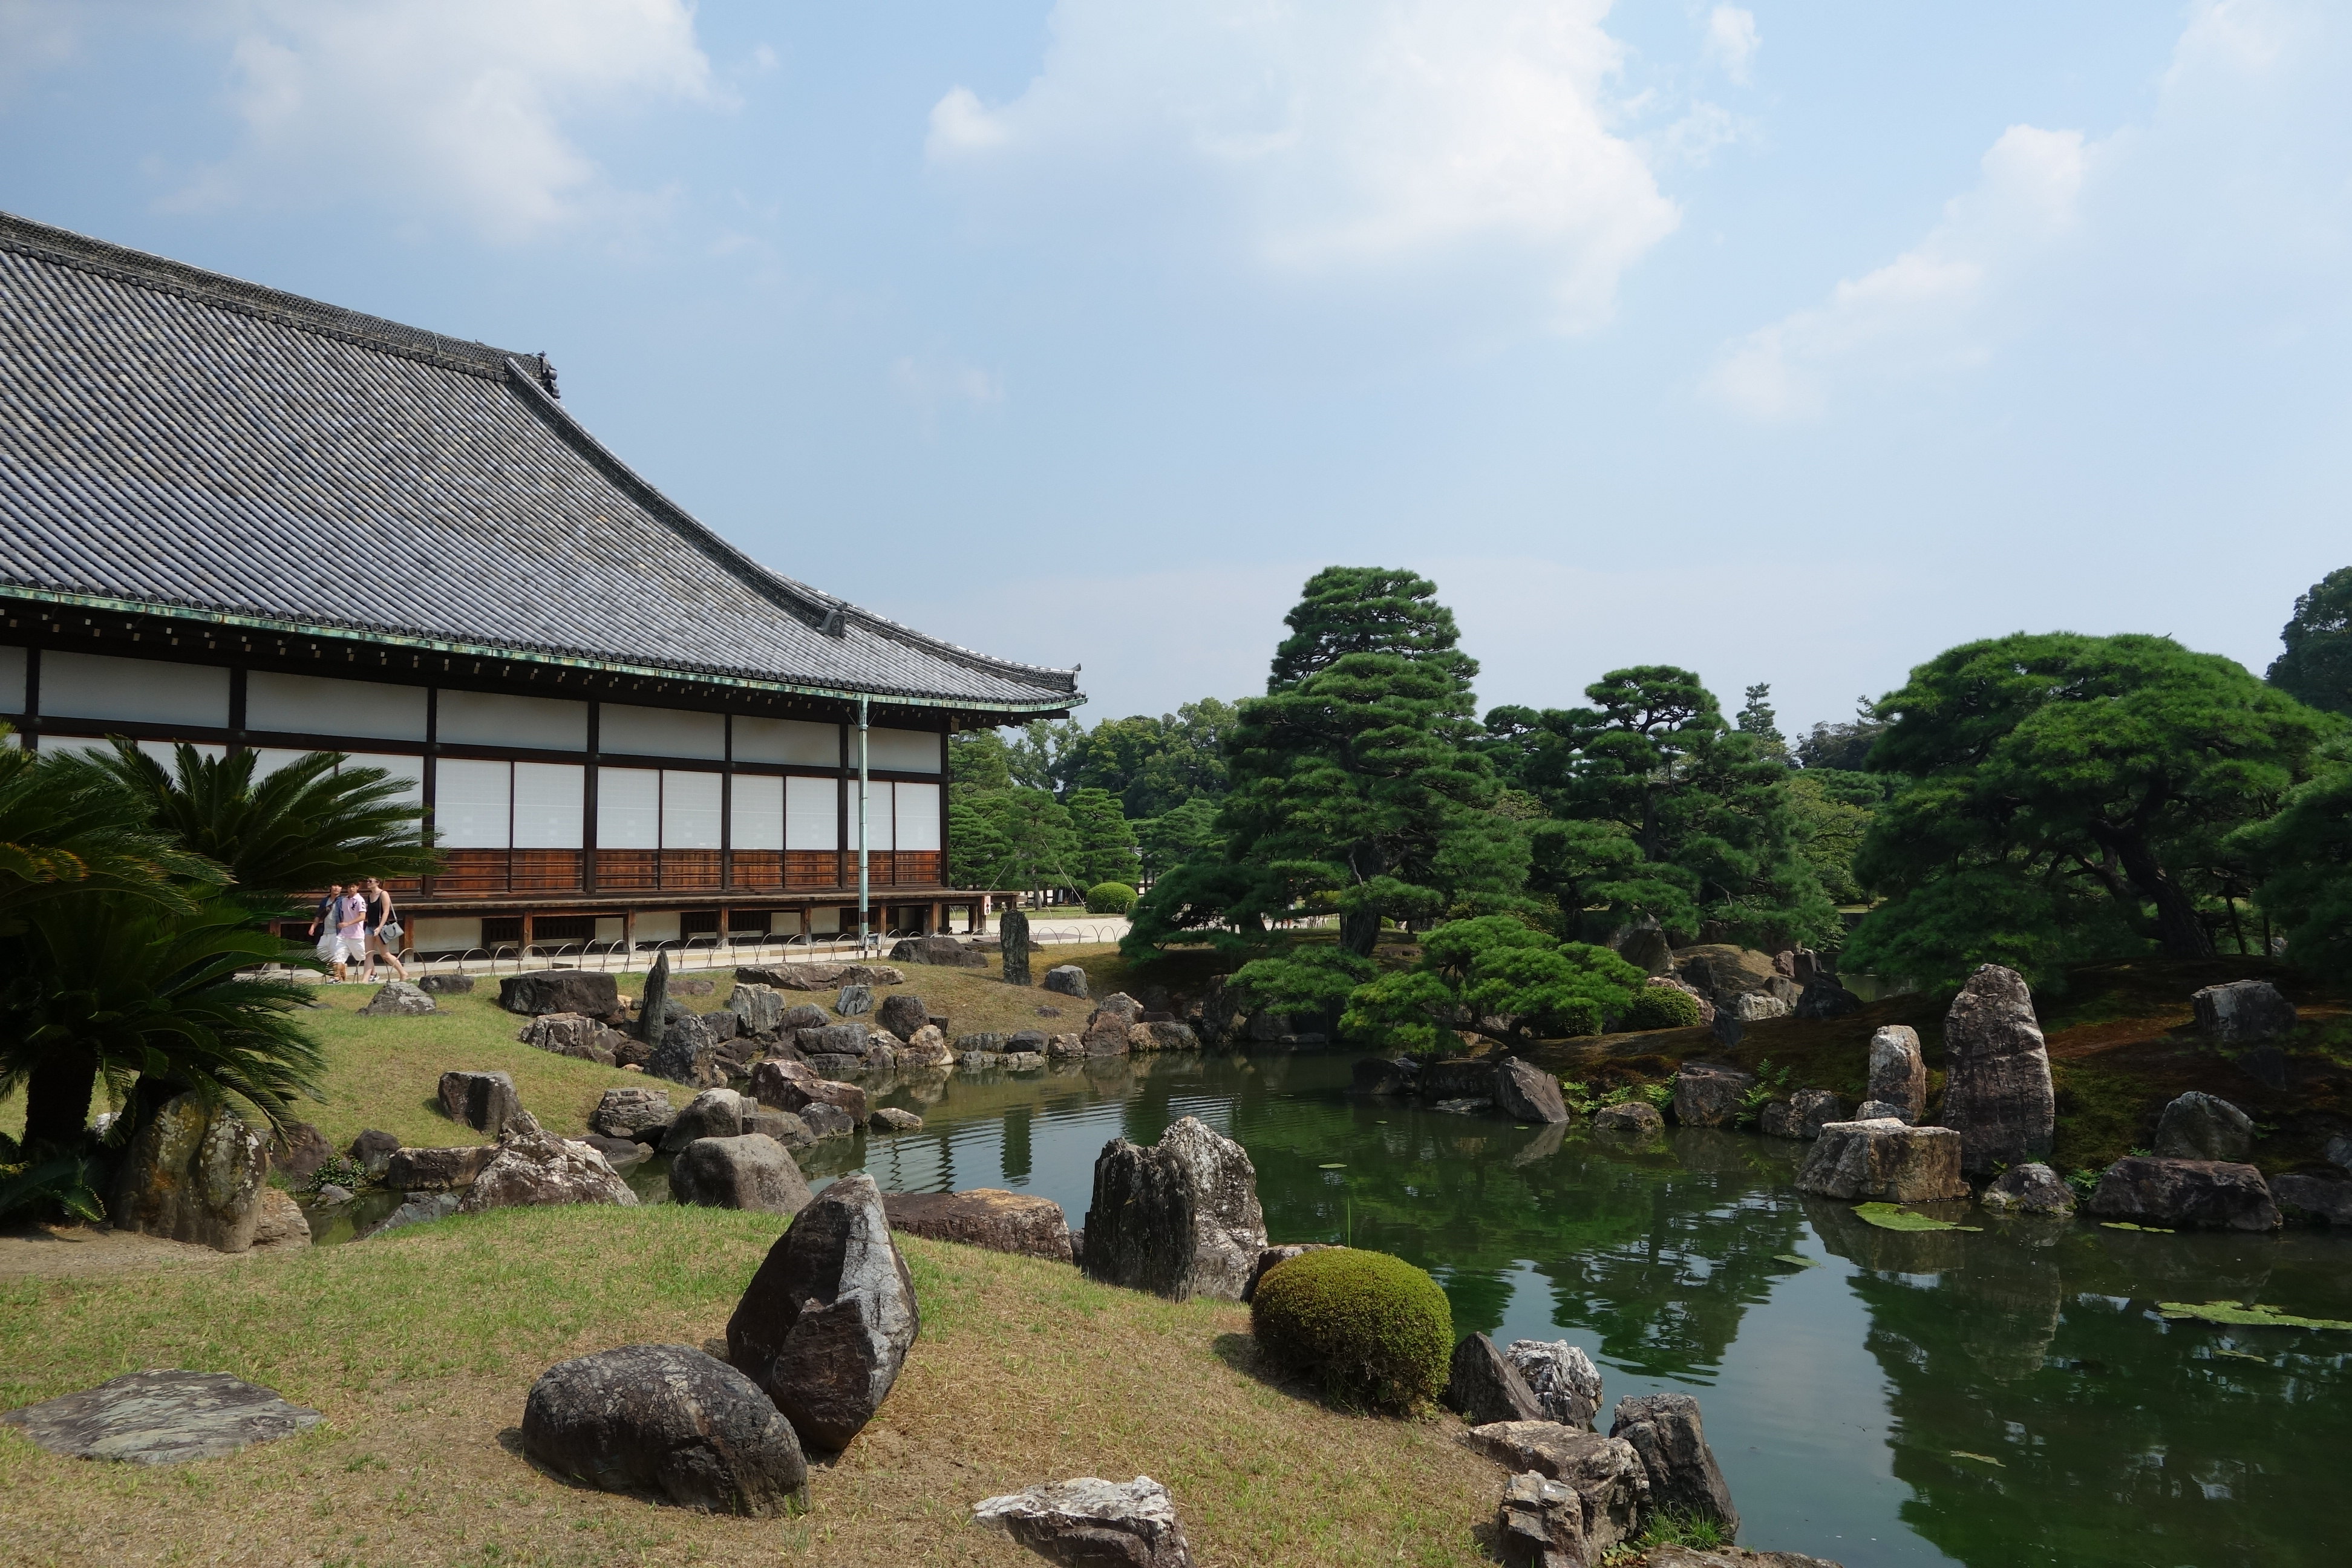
(2100, 1221, 2176, 1234)
(2213, 1347, 2270, 1363)
(1949, 1451, 2005, 1468)
(2157, 1301, 2352, 1331)
(1854, 1203, 1982, 1233)
(1771, 1254, 1820, 1269)
(1318, 1163, 1347, 1170)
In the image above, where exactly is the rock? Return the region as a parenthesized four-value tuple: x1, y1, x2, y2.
(417, 972, 475, 995)
(517, 1011, 629, 1067)
(1710, 1009, 1744, 1053)
(1352, 1057, 1420, 1096)
(1866, 1027, 1927, 1122)
(109, 1094, 269, 1253)
(893, 1024, 952, 1068)
(1673, 945, 1779, 1008)
(1082, 1002, 1137, 1055)
(2086, 1157, 2280, 1231)
(1940, 964, 2054, 1177)
(796, 1103, 855, 1140)
(370, 1191, 460, 1236)
(1043, 964, 1090, 1001)
(874, 992, 929, 1040)
(637, 950, 674, 1054)
(2192, 979, 2297, 1046)
(1671, 1062, 1755, 1128)
(1241, 1243, 1339, 1302)
(1497, 1469, 1588, 1568)
(1004, 1051, 1045, 1071)
(973, 1475, 1194, 1568)
(521, 1344, 808, 1515)
(1979, 1162, 2076, 1216)
(1730, 991, 1789, 1022)
(1462, 1423, 1648, 1556)
(1592, 1102, 1664, 1135)
(382, 1143, 495, 1191)
(1617, 922, 1673, 976)
(645, 1021, 728, 1090)
(670, 1134, 814, 1215)
(1794, 1119, 1967, 1202)
(358, 979, 436, 1016)
(268, 1121, 333, 1183)
(1793, 976, 1863, 1020)
(497, 969, 620, 1018)
(2153, 1091, 2255, 1162)
(437, 1070, 526, 1135)
(1082, 1116, 1268, 1301)
(2272, 1173, 2352, 1224)
(1128, 1020, 1202, 1053)
(1611, 1393, 1738, 1534)
(590, 1085, 675, 1140)
(796, 1022, 871, 1059)
(746, 1059, 821, 1109)
(583, 1133, 650, 1168)
(778, 1002, 829, 1033)
(250, 1187, 311, 1249)
(2328, 1134, 2352, 1174)
(745, 1109, 814, 1150)
(665, 974, 712, 997)
(1505, 1340, 1603, 1431)
(457, 1127, 639, 1214)
(315, 1184, 354, 1205)
(883, 1189, 1074, 1261)
(739, 962, 844, 991)
(835, 983, 874, 1017)
(870, 1107, 924, 1133)
(840, 964, 904, 987)
(726, 982, 786, 1039)
(1422, 1059, 1501, 1099)
(1788, 1088, 1847, 1139)
(1853, 1099, 1909, 1122)
(1445, 1332, 1547, 1426)
(1757, 1100, 1798, 1140)
(1495, 1060, 1571, 1125)
(661, 1088, 750, 1153)
(899, 933, 986, 969)
(1648, 974, 1715, 1025)
(346, 1128, 400, 1180)
(725, 1172, 919, 1452)
(1045, 1031, 1087, 1059)
(1, 1370, 322, 1465)
(1001, 907, 1033, 987)
(765, 1077, 869, 1125)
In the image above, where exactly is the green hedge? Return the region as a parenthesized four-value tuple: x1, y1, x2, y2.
(1084, 881, 1138, 915)
(1250, 1248, 1452, 1416)
(1617, 983, 1702, 1031)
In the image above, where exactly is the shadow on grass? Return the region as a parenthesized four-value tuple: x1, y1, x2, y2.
(1210, 1331, 1331, 1411)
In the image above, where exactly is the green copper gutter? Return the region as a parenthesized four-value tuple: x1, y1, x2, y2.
(0, 586, 1084, 718)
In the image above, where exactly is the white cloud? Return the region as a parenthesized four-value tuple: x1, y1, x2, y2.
(1705, 123, 2094, 420)
(172, 0, 716, 243)
(1702, 6, 1759, 85)
(926, 0, 1680, 333)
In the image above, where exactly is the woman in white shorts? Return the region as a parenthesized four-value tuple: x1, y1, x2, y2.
(309, 883, 346, 975)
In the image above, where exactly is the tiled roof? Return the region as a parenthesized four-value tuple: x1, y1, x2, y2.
(0, 211, 1080, 712)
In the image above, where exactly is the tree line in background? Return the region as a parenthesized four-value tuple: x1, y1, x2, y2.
(952, 561, 2352, 1023)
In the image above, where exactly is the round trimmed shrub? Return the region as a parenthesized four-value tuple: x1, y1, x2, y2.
(1618, 983, 1702, 1031)
(1249, 1248, 1452, 1415)
(1084, 881, 1138, 915)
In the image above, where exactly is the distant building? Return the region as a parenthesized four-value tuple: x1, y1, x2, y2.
(0, 211, 1080, 955)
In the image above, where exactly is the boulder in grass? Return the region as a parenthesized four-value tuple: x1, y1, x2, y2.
(2152, 1092, 2255, 1163)
(1611, 1393, 1739, 1535)
(883, 1189, 1073, 1262)
(1939, 964, 2054, 1177)
(1042, 965, 1090, 1001)
(1082, 1116, 1267, 1302)
(522, 1344, 808, 1516)
(973, 1475, 1194, 1568)
(1730, 991, 1789, 1023)
(1495, 1059, 1570, 1125)
(358, 980, 436, 1016)
(517, 1012, 628, 1067)
(1445, 1333, 1547, 1426)
(726, 982, 786, 1040)
(738, 962, 844, 992)
(590, 1085, 674, 1141)
(1867, 1026, 1927, 1123)
(2191, 979, 2296, 1046)
(497, 969, 619, 1018)
(1671, 1062, 1754, 1128)
(250, 1188, 311, 1250)
(1504, 1340, 1604, 1431)
(1, 1369, 321, 1465)
(417, 972, 475, 995)
(661, 1088, 750, 1154)
(645, 1022, 728, 1091)
(347, 1129, 400, 1180)
(383, 1144, 495, 1192)
(725, 1173, 919, 1452)
(670, 1135, 814, 1215)
(108, 1093, 269, 1253)
(457, 1127, 639, 1215)
(835, 984, 874, 1017)
(875, 993, 930, 1042)
(1979, 1162, 2076, 1217)
(1462, 1423, 1649, 1558)
(1794, 1119, 1966, 1203)
(2086, 1157, 2279, 1232)
(269, 1121, 333, 1183)
(437, 1071, 525, 1136)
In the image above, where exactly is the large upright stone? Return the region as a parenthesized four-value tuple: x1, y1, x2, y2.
(1794, 1119, 1966, 1202)
(1939, 964, 2053, 1176)
(836, 983, 875, 1017)
(1610, 1393, 1738, 1534)
(437, 1070, 526, 1135)
(2192, 979, 2296, 1045)
(875, 992, 930, 1042)
(1495, 1060, 1571, 1125)
(1505, 1341, 1604, 1431)
(646, 1019, 727, 1089)
(2153, 1092, 2255, 1161)
(725, 1172, 920, 1452)
(638, 950, 673, 1056)
(1867, 1026, 1927, 1123)
(1617, 921, 1673, 976)
(1496, 1469, 1588, 1568)
(1445, 1333, 1547, 1426)
(1082, 1116, 1266, 1301)
(498, 969, 619, 1018)
(522, 1345, 808, 1516)
(670, 1134, 814, 1215)
(727, 982, 786, 1040)
(1001, 907, 1033, 987)
(108, 1095, 269, 1253)
(1462, 1424, 1649, 1557)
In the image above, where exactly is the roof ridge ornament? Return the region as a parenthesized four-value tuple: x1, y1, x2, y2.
(534, 353, 560, 400)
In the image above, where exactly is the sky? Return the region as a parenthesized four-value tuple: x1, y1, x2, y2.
(2, 1, 2347, 740)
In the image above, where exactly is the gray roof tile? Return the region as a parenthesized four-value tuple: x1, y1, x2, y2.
(0, 211, 1079, 713)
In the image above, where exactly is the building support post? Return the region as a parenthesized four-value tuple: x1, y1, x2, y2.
(857, 694, 871, 957)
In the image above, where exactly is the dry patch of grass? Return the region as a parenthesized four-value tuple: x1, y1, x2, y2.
(0, 1205, 1500, 1567)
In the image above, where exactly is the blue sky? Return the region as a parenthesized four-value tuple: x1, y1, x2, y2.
(4, 1, 2347, 737)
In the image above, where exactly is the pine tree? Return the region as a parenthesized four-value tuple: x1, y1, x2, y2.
(1067, 787, 1139, 887)
(2267, 566, 2352, 717)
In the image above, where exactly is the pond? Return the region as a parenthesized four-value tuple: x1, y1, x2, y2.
(311, 1050, 2352, 1566)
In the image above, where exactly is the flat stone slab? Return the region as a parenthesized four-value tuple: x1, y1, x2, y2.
(2, 1369, 321, 1464)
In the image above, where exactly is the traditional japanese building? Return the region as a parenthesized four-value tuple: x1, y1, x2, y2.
(0, 211, 1080, 955)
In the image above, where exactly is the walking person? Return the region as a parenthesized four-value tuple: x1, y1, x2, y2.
(335, 881, 369, 983)
(359, 875, 408, 982)
(307, 883, 345, 980)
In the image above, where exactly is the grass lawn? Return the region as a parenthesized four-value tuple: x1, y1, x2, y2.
(0, 1205, 1502, 1567)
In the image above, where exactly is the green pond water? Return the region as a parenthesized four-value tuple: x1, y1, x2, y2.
(316, 1050, 2352, 1565)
